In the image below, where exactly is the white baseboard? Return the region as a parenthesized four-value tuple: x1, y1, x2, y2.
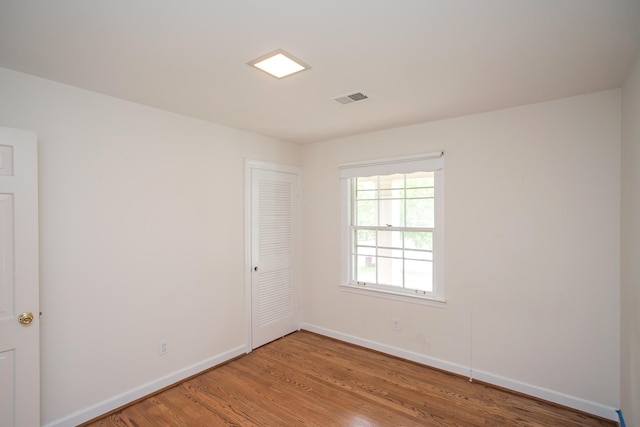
(43, 345, 247, 427)
(301, 323, 471, 377)
(301, 323, 619, 422)
(470, 369, 619, 422)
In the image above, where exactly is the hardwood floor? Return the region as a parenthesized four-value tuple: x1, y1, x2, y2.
(84, 331, 615, 426)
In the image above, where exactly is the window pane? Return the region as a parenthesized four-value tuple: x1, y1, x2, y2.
(356, 200, 377, 226)
(355, 229, 375, 258)
(356, 255, 376, 283)
(356, 246, 376, 256)
(377, 230, 403, 250)
(379, 188, 404, 199)
(406, 171, 433, 188)
(404, 231, 432, 250)
(405, 260, 432, 292)
(377, 256, 403, 287)
(406, 187, 434, 198)
(378, 198, 404, 227)
(405, 249, 432, 261)
(378, 174, 404, 190)
(356, 229, 376, 245)
(378, 247, 403, 259)
(357, 189, 378, 200)
(406, 198, 433, 228)
(356, 176, 378, 191)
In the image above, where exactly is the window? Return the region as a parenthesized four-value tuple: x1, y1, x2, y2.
(340, 153, 444, 303)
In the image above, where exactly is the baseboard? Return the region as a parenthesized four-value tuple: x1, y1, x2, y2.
(42, 345, 247, 427)
(300, 323, 471, 377)
(470, 369, 619, 421)
(301, 323, 619, 422)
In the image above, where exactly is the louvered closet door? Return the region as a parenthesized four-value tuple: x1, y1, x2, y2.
(251, 168, 299, 349)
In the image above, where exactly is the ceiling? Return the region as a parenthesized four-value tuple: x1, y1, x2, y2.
(1, 0, 639, 144)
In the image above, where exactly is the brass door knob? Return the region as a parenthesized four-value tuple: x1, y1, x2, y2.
(18, 312, 34, 325)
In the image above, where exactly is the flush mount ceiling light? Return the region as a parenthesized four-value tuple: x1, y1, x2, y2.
(248, 49, 310, 79)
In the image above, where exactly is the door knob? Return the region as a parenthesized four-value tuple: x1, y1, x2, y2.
(18, 312, 34, 325)
(254, 266, 258, 272)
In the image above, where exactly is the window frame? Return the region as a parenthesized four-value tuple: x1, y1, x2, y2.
(340, 153, 445, 305)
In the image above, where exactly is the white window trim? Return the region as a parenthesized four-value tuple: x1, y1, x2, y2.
(340, 152, 445, 304)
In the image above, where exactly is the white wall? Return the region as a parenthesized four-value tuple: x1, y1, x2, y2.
(301, 90, 621, 418)
(0, 67, 300, 425)
(621, 50, 640, 427)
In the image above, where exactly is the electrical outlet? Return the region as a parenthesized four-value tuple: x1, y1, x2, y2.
(392, 317, 401, 331)
(159, 341, 168, 355)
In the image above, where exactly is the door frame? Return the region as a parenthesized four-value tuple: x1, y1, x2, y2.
(244, 159, 301, 353)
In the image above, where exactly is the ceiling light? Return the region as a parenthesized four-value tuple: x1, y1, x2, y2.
(248, 49, 310, 79)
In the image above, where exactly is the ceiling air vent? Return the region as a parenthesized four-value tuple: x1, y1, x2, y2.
(333, 91, 369, 105)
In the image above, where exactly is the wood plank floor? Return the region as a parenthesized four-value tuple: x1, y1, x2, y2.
(84, 331, 616, 426)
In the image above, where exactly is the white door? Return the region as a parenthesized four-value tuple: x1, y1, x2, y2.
(249, 165, 299, 349)
(0, 127, 39, 427)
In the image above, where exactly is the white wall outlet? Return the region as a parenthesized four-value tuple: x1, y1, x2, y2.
(392, 317, 401, 331)
(159, 341, 168, 355)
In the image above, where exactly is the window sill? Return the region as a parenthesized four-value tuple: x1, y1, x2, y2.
(339, 284, 446, 307)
